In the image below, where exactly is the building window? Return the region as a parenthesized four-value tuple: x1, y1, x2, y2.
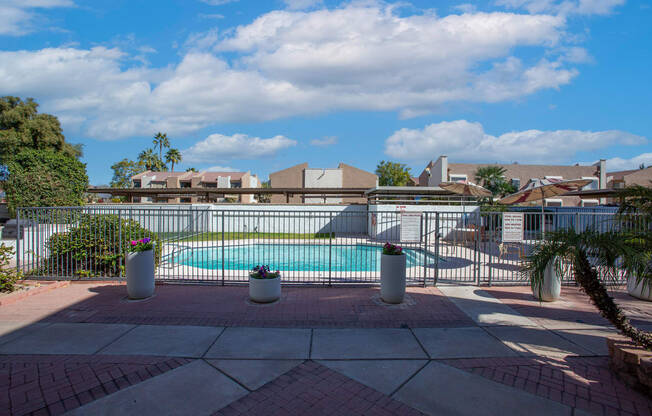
(449, 174, 467, 182)
(581, 199, 599, 207)
(511, 178, 521, 190)
(133, 180, 141, 188)
(231, 181, 242, 188)
(180, 181, 191, 188)
(203, 182, 217, 188)
(180, 198, 191, 203)
(544, 198, 563, 207)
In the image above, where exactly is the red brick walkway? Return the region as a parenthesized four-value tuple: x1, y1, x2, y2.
(213, 361, 424, 416)
(445, 356, 652, 416)
(2, 284, 475, 328)
(485, 286, 652, 328)
(0, 355, 191, 416)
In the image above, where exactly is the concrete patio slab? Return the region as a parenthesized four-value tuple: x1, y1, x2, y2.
(438, 286, 538, 327)
(394, 361, 572, 416)
(0, 322, 51, 346)
(207, 359, 303, 390)
(0, 323, 134, 355)
(412, 327, 518, 358)
(99, 325, 224, 357)
(535, 318, 611, 331)
(311, 328, 428, 359)
(204, 327, 311, 359)
(67, 359, 247, 416)
(317, 359, 427, 395)
(485, 325, 594, 358)
(552, 327, 618, 356)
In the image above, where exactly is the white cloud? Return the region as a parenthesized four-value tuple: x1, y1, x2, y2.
(601, 153, 652, 171)
(283, 0, 324, 10)
(204, 165, 238, 172)
(182, 133, 297, 163)
(385, 120, 647, 164)
(199, 0, 238, 5)
(310, 136, 338, 147)
(0, 4, 586, 139)
(0, 0, 74, 36)
(495, 0, 625, 16)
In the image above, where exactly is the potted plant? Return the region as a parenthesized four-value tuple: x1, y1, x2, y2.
(531, 257, 562, 302)
(249, 265, 281, 303)
(126, 237, 155, 299)
(380, 242, 406, 304)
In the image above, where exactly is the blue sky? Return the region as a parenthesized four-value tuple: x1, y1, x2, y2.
(0, 0, 650, 185)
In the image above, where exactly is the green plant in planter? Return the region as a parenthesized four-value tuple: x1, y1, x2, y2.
(42, 214, 161, 278)
(522, 185, 652, 350)
(0, 243, 21, 292)
(249, 265, 280, 279)
(382, 242, 404, 255)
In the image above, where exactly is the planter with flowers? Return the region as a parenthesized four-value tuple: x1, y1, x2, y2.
(381, 242, 406, 304)
(249, 265, 281, 303)
(126, 238, 155, 299)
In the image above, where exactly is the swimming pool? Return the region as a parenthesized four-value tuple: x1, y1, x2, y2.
(174, 243, 438, 272)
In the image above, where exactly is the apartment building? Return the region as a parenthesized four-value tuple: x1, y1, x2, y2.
(607, 166, 652, 189)
(418, 156, 607, 207)
(269, 162, 378, 204)
(131, 170, 259, 203)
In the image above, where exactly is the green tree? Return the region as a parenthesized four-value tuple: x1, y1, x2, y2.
(0, 96, 82, 160)
(152, 132, 170, 160)
(165, 148, 182, 171)
(110, 158, 145, 188)
(138, 148, 166, 171)
(3, 148, 88, 216)
(474, 166, 516, 197)
(523, 186, 652, 349)
(186, 167, 197, 172)
(375, 161, 412, 186)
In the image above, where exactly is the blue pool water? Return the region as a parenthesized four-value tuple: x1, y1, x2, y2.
(174, 244, 438, 272)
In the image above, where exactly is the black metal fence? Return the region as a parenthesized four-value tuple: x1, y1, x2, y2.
(15, 206, 630, 285)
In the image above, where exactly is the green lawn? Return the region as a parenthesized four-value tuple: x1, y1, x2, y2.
(162, 232, 334, 242)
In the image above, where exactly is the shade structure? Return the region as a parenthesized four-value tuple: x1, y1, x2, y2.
(440, 180, 492, 198)
(497, 178, 594, 236)
(498, 178, 593, 205)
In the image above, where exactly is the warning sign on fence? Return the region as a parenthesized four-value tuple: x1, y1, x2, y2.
(502, 212, 524, 242)
(400, 213, 422, 243)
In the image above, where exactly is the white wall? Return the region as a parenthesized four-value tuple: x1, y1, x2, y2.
(303, 168, 343, 204)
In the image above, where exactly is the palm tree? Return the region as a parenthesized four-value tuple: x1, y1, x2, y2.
(474, 166, 516, 198)
(523, 186, 652, 349)
(165, 148, 182, 172)
(138, 149, 158, 171)
(152, 132, 170, 160)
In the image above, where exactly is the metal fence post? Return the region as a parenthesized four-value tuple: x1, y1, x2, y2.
(221, 210, 225, 286)
(16, 208, 20, 276)
(474, 211, 480, 286)
(328, 212, 332, 286)
(118, 209, 123, 278)
(434, 212, 439, 286)
(422, 212, 428, 287)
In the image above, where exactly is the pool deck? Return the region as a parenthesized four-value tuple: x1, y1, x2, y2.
(2, 283, 652, 415)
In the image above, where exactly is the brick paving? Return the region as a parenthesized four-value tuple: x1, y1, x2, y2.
(485, 286, 652, 328)
(213, 361, 424, 416)
(445, 356, 652, 416)
(1, 283, 475, 328)
(0, 354, 192, 416)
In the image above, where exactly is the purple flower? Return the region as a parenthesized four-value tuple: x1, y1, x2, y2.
(142, 237, 151, 244)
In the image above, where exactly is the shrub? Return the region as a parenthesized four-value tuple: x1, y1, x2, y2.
(0, 243, 21, 292)
(3, 148, 88, 217)
(42, 214, 161, 278)
(382, 242, 404, 255)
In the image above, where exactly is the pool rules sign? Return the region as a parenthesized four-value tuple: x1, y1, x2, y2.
(502, 212, 524, 242)
(400, 213, 422, 242)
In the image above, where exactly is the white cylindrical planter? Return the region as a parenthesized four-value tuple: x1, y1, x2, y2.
(249, 275, 281, 303)
(381, 254, 407, 304)
(532, 260, 561, 302)
(627, 277, 652, 301)
(126, 247, 155, 299)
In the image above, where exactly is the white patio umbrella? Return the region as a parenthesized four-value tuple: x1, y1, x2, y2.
(498, 178, 593, 235)
(440, 180, 491, 227)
